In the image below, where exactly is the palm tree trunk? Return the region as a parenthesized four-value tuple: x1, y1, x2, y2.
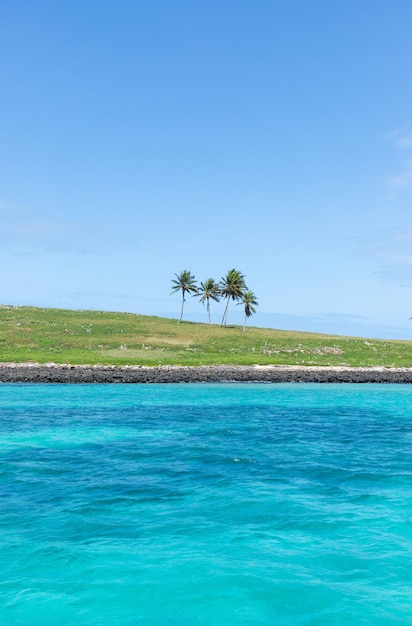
(243, 313, 246, 332)
(207, 300, 211, 325)
(179, 293, 185, 323)
(221, 297, 230, 326)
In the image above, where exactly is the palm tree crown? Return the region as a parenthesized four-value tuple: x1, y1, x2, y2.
(237, 290, 258, 331)
(220, 268, 246, 326)
(197, 278, 220, 325)
(170, 270, 198, 323)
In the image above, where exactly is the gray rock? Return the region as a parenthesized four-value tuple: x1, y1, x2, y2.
(0, 363, 411, 383)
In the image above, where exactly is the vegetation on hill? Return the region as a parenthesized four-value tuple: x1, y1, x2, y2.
(0, 305, 411, 367)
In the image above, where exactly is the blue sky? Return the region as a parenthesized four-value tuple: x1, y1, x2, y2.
(1, 0, 412, 338)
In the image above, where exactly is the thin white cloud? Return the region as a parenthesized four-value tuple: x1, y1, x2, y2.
(385, 158, 412, 190)
(359, 228, 412, 286)
(384, 123, 412, 150)
(394, 136, 412, 150)
(383, 123, 412, 192)
(63, 289, 144, 301)
(0, 204, 143, 255)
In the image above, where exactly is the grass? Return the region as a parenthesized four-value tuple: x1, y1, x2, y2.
(0, 304, 411, 367)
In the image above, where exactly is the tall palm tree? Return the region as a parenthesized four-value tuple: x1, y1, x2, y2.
(219, 268, 246, 326)
(170, 270, 198, 323)
(197, 278, 220, 325)
(237, 290, 258, 332)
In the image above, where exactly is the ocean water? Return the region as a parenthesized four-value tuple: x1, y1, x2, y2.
(0, 383, 411, 625)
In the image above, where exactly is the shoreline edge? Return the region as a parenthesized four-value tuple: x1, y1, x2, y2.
(1, 363, 412, 383)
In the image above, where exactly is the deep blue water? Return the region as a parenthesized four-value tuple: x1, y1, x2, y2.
(0, 383, 411, 625)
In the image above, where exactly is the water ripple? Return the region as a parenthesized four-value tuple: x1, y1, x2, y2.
(0, 383, 411, 624)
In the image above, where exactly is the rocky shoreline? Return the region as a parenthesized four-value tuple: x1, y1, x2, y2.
(0, 363, 412, 383)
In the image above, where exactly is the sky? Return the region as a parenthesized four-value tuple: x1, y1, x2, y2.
(1, 0, 412, 339)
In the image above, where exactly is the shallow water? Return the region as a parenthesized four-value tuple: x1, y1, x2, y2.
(1, 383, 411, 625)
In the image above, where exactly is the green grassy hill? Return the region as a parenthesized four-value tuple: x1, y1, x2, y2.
(0, 305, 411, 367)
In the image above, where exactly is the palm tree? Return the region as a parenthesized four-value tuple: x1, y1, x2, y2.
(197, 278, 220, 325)
(170, 270, 198, 323)
(219, 268, 246, 326)
(237, 290, 258, 332)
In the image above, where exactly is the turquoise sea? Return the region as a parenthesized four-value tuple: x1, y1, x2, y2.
(0, 383, 411, 625)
